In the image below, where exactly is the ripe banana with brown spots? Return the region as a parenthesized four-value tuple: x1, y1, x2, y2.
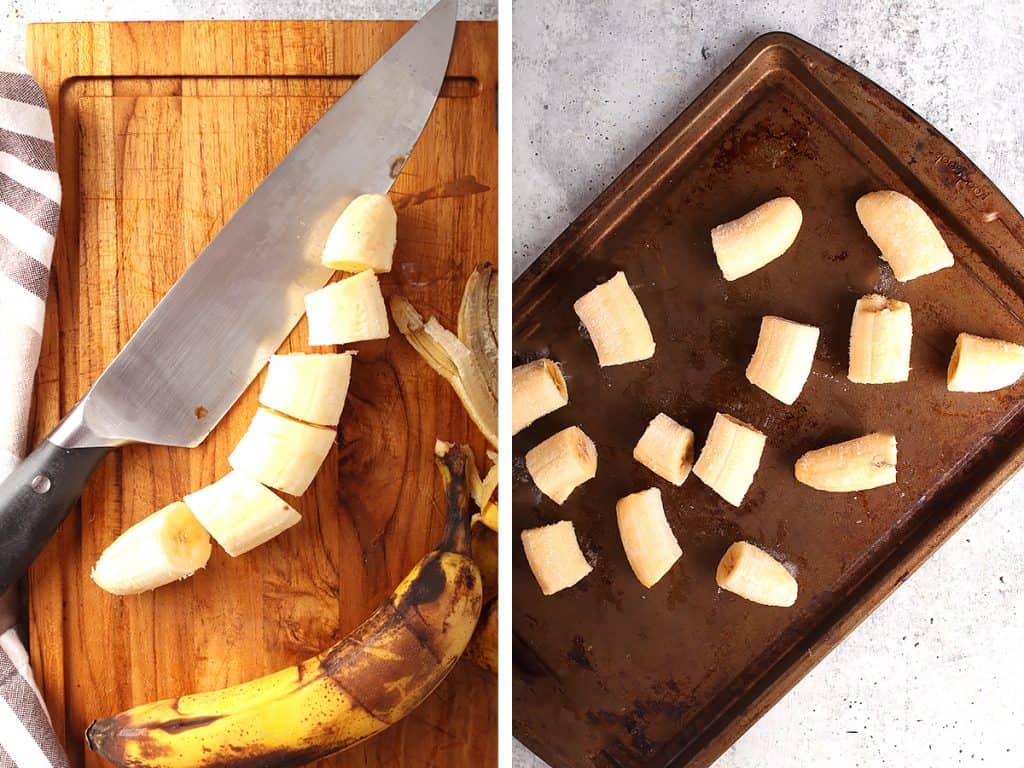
(86, 445, 482, 768)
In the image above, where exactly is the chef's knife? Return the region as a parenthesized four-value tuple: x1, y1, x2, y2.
(0, 0, 458, 593)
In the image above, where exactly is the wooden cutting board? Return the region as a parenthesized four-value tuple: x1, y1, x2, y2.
(25, 20, 496, 768)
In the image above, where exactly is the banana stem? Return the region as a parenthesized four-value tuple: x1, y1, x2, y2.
(435, 444, 471, 557)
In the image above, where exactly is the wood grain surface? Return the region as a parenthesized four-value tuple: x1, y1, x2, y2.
(25, 20, 496, 768)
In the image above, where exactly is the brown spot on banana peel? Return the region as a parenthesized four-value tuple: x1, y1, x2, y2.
(86, 714, 224, 767)
(401, 552, 449, 607)
(86, 718, 175, 767)
(436, 445, 471, 557)
(86, 444, 480, 768)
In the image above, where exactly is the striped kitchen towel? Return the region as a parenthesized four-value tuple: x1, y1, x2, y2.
(0, 67, 69, 768)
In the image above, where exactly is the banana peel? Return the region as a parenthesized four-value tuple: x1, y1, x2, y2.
(465, 599, 498, 675)
(392, 294, 497, 448)
(458, 263, 498, 399)
(478, 500, 498, 532)
(471, 522, 498, 603)
(395, 265, 499, 533)
(465, 447, 498, 517)
(86, 446, 481, 768)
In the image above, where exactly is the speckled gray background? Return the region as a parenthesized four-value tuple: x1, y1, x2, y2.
(513, 1, 1024, 767)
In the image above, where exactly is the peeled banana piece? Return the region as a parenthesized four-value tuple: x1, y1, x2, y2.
(692, 413, 766, 507)
(856, 190, 954, 281)
(616, 487, 682, 588)
(87, 447, 482, 768)
(305, 269, 390, 346)
(322, 193, 397, 273)
(512, 358, 569, 435)
(716, 541, 797, 607)
(848, 294, 913, 384)
(746, 315, 820, 404)
(91, 502, 212, 595)
(795, 433, 897, 492)
(521, 520, 592, 595)
(228, 407, 336, 496)
(573, 271, 655, 366)
(711, 196, 802, 281)
(633, 412, 695, 486)
(948, 332, 1024, 392)
(525, 425, 598, 505)
(259, 352, 353, 427)
(183, 471, 300, 557)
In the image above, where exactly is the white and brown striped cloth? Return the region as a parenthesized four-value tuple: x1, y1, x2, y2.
(0, 67, 69, 768)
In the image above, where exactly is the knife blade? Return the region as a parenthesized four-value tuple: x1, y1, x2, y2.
(0, 0, 458, 593)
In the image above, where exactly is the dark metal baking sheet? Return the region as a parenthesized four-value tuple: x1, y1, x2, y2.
(512, 32, 1024, 768)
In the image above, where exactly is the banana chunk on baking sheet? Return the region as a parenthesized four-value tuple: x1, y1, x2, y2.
(716, 541, 798, 607)
(848, 294, 912, 384)
(525, 425, 597, 505)
(856, 190, 954, 281)
(616, 487, 682, 588)
(573, 271, 655, 366)
(521, 520, 592, 595)
(947, 332, 1024, 392)
(692, 413, 766, 507)
(795, 433, 897, 492)
(512, 358, 569, 435)
(633, 413, 695, 486)
(711, 196, 802, 281)
(746, 315, 820, 405)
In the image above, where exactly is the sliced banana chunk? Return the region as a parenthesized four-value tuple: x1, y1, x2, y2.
(746, 315, 820, 405)
(633, 412, 695, 486)
(692, 413, 766, 507)
(259, 352, 353, 427)
(322, 193, 397, 273)
(716, 541, 797, 607)
(91, 502, 212, 595)
(848, 294, 912, 384)
(305, 269, 389, 346)
(711, 197, 802, 281)
(525, 425, 597, 505)
(573, 271, 655, 366)
(616, 487, 682, 588)
(184, 471, 301, 557)
(229, 407, 336, 496)
(795, 433, 897, 492)
(512, 359, 569, 435)
(948, 332, 1024, 392)
(521, 520, 592, 595)
(856, 190, 954, 281)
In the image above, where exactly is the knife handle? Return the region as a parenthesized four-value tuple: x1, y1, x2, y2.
(0, 439, 112, 594)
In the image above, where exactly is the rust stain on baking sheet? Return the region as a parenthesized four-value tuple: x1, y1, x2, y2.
(712, 118, 815, 172)
(567, 635, 594, 671)
(394, 175, 491, 209)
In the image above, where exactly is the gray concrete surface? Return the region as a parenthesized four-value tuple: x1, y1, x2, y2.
(0, 0, 496, 68)
(513, 1, 1024, 767)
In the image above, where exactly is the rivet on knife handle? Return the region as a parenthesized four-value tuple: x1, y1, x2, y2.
(0, 438, 112, 594)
